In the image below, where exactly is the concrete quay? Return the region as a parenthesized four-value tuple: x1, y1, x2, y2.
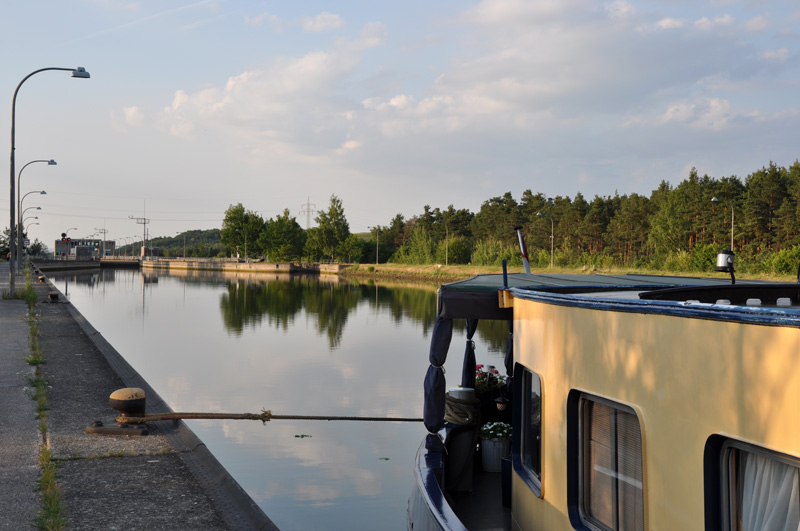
(0, 269, 277, 530)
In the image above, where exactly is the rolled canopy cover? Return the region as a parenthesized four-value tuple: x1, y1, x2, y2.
(423, 316, 453, 451)
(460, 319, 478, 389)
(504, 320, 514, 378)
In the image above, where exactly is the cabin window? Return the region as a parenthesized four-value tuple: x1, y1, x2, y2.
(512, 364, 542, 496)
(721, 441, 800, 530)
(575, 395, 644, 531)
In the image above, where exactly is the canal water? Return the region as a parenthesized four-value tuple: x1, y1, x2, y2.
(49, 268, 508, 530)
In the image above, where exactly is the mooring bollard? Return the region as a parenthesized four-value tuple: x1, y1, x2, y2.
(85, 387, 149, 436)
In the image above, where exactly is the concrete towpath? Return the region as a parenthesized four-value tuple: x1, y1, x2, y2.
(0, 269, 277, 530)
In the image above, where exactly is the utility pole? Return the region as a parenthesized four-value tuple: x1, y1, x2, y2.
(129, 216, 150, 258)
(94, 227, 108, 257)
(299, 196, 317, 230)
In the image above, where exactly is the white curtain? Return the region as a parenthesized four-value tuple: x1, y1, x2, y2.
(739, 451, 800, 531)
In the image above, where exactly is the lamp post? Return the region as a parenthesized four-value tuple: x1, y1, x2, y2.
(236, 228, 248, 261)
(711, 197, 734, 251)
(19, 190, 45, 259)
(22, 206, 41, 220)
(537, 210, 554, 268)
(9, 66, 90, 293)
(17, 159, 55, 272)
(94, 227, 108, 258)
(18, 189, 46, 272)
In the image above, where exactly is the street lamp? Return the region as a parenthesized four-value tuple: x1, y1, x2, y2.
(22, 206, 41, 219)
(236, 228, 248, 260)
(711, 197, 735, 251)
(16, 159, 55, 272)
(9, 66, 90, 293)
(537, 210, 554, 268)
(20, 191, 45, 256)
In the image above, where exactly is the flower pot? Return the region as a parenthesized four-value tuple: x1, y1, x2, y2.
(481, 437, 510, 473)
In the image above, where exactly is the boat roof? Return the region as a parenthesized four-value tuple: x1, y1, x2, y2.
(436, 272, 776, 320)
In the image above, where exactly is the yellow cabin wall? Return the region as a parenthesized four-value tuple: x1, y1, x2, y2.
(510, 297, 800, 531)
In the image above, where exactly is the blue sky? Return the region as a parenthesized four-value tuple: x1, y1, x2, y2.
(2, 0, 799, 246)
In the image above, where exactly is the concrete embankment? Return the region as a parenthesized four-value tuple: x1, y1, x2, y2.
(141, 259, 347, 275)
(0, 269, 277, 530)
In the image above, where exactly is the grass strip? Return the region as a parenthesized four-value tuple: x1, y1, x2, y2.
(20, 270, 66, 530)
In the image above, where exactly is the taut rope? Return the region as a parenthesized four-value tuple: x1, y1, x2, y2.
(117, 409, 423, 425)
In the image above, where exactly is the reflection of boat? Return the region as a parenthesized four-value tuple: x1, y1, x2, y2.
(408, 267, 800, 530)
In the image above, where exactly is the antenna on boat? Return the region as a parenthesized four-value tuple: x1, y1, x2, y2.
(513, 225, 531, 274)
(715, 249, 735, 285)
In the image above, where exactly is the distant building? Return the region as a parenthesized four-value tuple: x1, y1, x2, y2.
(52, 239, 115, 259)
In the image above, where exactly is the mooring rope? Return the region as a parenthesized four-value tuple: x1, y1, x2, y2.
(116, 410, 423, 425)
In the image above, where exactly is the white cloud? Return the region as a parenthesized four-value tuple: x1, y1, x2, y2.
(746, 14, 769, 32)
(606, 1, 635, 20)
(762, 48, 790, 63)
(336, 140, 361, 154)
(459, 0, 584, 26)
(694, 14, 734, 30)
(302, 12, 344, 33)
(655, 17, 685, 30)
(660, 98, 733, 131)
(123, 106, 144, 127)
(244, 12, 280, 28)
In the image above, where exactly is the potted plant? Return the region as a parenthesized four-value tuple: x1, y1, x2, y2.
(480, 421, 512, 473)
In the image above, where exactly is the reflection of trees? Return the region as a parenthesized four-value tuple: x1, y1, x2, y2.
(304, 283, 362, 348)
(220, 278, 308, 335)
(219, 276, 361, 348)
(218, 275, 510, 351)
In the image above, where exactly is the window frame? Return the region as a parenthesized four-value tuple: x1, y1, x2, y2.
(512, 363, 543, 497)
(715, 438, 800, 531)
(567, 391, 645, 531)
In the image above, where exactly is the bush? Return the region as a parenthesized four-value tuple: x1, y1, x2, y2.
(663, 250, 692, 272)
(471, 240, 522, 267)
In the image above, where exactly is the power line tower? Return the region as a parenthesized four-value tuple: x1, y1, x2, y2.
(129, 215, 150, 257)
(299, 196, 317, 230)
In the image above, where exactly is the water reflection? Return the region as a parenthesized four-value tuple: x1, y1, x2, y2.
(47, 268, 510, 530)
(55, 269, 509, 353)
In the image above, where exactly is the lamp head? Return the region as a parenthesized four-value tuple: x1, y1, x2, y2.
(47, 159, 57, 166)
(40, 191, 47, 195)
(711, 197, 719, 203)
(71, 67, 90, 79)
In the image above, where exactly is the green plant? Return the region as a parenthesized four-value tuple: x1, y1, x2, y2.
(481, 421, 511, 440)
(474, 364, 504, 394)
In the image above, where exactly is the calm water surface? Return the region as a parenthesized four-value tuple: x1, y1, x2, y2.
(49, 268, 507, 531)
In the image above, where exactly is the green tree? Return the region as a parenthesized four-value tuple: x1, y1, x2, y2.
(220, 204, 264, 258)
(314, 195, 350, 260)
(604, 193, 651, 265)
(260, 209, 306, 262)
(338, 234, 363, 263)
(392, 226, 434, 264)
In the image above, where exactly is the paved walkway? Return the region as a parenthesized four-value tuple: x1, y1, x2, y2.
(0, 269, 276, 530)
(0, 275, 39, 529)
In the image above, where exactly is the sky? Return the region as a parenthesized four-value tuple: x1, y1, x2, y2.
(2, 0, 799, 248)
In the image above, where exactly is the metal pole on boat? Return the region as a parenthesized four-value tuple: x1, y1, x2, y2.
(513, 225, 531, 274)
(712, 196, 735, 251)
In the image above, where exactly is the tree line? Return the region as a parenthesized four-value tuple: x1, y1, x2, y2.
(210, 160, 800, 275)
(13, 160, 798, 275)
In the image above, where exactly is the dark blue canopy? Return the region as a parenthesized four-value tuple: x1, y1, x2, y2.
(422, 272, 744, 451)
